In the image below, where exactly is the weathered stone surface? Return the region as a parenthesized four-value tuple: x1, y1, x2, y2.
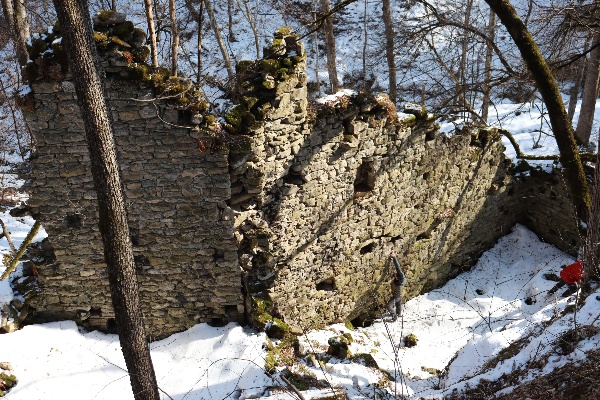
(20, 26, 581, 339)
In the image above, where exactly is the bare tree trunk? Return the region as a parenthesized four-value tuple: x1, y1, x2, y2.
(568, 59, 586, 123)
(111, 0, 116, 10)
(584, 138, 600, 280)
(312, 3, 321, 97)
(236, 0, 260, 58)
(320, 0, 339, 93)
(143, 0, 159, 67)
(481, 8, 496, 123)
(169, 0, 179, 76)
(382, 0, 396, 103)
(50, 0, 160, 398)
(197, 0, 204, 82)
(458, 0, 474, 121)
(1, 0, 30, 66)
(575, 32, 600, 146)
(227, 0, 236, 42)
(485, 0, 590, 223)
(204, 0, 234, 81)
(362, 0, 367, 83)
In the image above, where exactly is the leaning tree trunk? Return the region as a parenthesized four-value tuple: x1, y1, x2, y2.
(575, 32, 600, 146)
(484, 0, 590, 224)
(143, 0, 159, 67)
(382, 0, 397, 104)
(320, 0, 339, 93)
(50, 1, 160, 398)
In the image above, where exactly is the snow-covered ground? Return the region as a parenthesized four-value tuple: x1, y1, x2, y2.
(1, 202, 599, 399)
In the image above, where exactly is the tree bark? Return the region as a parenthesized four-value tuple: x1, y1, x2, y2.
(50, 1, 160, 398)
(481, 8, 496, 123)
(1, 0, 30, 66)
(575, 32, 600, 146)
(584, 147, 600, 280)
(143, 0, 159, 67)
(320, 0, 339, 93)
(204, 0, 234, 81)
(227, 0, 236, 42)
(484, 0, 590, 223)
(382, 0, 396, 103)
(169, 0, 179, 76)
(458, 0, 474, 121)
(197, 0, 204, 82)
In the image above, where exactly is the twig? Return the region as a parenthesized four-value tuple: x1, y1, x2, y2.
(280, 373, 306, 400)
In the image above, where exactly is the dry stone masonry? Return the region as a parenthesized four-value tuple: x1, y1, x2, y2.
(16, 13, 582, 338)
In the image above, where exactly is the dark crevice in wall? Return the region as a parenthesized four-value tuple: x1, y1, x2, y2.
(134, 254, 151, 273)
(316, 277, 335, 291)
(416, 232, 431, 241)
(64, 214, 83, 229)
(282, 168, 306, 186)
(360, 242, 374, 255)
(129, 227, 139, 246)
(354, 158, 375, 193)
(90, 307, 102, 317)
(106, 318, 117, 333)
(213, 248, 225, 262)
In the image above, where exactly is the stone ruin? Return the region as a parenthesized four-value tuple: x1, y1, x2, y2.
(11, 12, 582, 338)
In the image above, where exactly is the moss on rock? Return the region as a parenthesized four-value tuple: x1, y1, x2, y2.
(113, 21, 134, 41)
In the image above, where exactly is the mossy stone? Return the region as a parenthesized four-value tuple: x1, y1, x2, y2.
(261, 79, 276, 90)
(113, 21, 134, 41)
(274, 26, 293, 38)
(241, 96, 258, 109)
(265, 317, 290, 339)
(404, 333, 418, 347)
(259, 59, 279, 74)
(127, 63, 152, 81)
(290, 54, 306, 64)
(203, 114, 217, 126)
(236, 60, 255, 75)
(93, 31, 109, 50)
(0, 372, 17, 393)
(281, 58, 292, 68)
(225, 105, 246, 128)
(327, 335, 351, 358)
(132, 46, 150, 62)
(264, 350, 277, 372)
(110, 36, 131, 48)
(131, 28, 146, 47)
(344, 319, 354, 330)
(97, 9, 117, 22)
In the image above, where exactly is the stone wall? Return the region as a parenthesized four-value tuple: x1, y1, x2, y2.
(22, 66, 243, 338)
(517, 167, 583, 256)
(19, 18, 581, 337)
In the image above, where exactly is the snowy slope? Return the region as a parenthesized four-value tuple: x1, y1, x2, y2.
(1, 221, 598, 399)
